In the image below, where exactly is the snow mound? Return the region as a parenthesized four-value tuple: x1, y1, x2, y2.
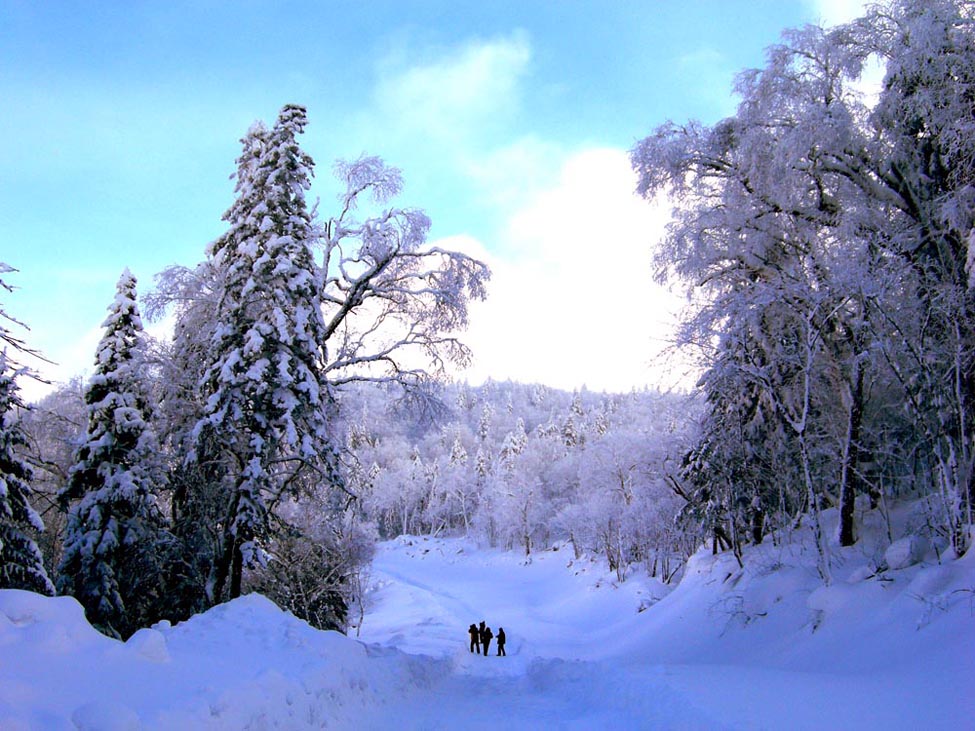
(0, 589, 402, 730)
(885, 534, 931, 570)
(125, 627, 170, 663)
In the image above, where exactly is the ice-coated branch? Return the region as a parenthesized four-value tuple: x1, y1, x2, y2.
(318, 156, 489, 390)
(0, 262, 52, 371)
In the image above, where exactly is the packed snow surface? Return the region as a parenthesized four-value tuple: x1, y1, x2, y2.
(3, 523, 974, 729)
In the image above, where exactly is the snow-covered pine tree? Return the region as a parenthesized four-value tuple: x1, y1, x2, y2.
(0, 352, 55, 595)
(194, 104, 342, 603)
(499, 418, 528, 467)
(57, 269, 166, 638)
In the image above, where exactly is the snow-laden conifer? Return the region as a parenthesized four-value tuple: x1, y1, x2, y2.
(0, 353, 55, 595)
(194, 104, 342, 602)
(57, 269, 165, 637)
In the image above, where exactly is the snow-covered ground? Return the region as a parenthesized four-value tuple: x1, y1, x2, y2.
(3, 510, 974, 729)
(357, 527, 975, 729)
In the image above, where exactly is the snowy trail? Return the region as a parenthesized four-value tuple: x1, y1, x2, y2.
(356, 535, 975, 730)
(359, 536, 659, 663)
(382, 659, 732, 731)
(355, 536, 725, 727)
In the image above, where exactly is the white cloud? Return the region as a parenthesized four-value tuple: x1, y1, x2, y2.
(373, 31, 531, 145)
(804, 0, 869, 26)
(369, 34, 698, 392)
(450, 148, 694, 393)
(461, 135, 566, 215)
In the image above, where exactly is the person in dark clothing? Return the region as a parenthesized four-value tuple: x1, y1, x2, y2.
(496, 627, 506, 656)
(469, 623, 480, 654)
(480, 624, 493, 656)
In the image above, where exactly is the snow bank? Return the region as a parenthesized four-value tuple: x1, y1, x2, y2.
(0, 590, 408, 730)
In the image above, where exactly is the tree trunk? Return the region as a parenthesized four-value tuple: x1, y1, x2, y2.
(229, 541, 244, 599)
(210, 490, 243, 605)
(569, 531, 582, 560)
(838, 358, 865, 546)
(800, 433, 832, 586)
(210, 530, 236, 605)
(751, 505, 765, 544)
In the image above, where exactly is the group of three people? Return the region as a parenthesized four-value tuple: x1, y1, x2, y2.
(469, 621, 506, 656)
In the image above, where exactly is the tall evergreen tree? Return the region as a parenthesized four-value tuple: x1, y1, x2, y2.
(0, 352, 55, 595)
(193, 104, 342, 603)
(58, 269, 166, 638)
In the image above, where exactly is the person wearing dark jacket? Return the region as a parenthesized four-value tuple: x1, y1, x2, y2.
(496, 627, 506, 656)
(480, 624, 493, 656)
(469, 623, 480, 654)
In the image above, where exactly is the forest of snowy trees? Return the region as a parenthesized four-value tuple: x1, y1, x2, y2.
(1, 0, 973, 639)
(632, 0, 975, 580)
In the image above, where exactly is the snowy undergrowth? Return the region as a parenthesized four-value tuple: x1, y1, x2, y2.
(2, 502, 973, 729)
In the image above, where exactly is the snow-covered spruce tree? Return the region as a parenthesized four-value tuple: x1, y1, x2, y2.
(192, 104, 343, 604)
(57, 269, 167, 638)
(146, 105, 489, 621)
(0, 352, 55, 595)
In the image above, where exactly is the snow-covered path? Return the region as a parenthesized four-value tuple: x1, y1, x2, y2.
(358, 536, 658, 662)
(356, 535, 975, 730)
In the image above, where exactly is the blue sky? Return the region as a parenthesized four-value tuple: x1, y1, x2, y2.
(1, 1, 865, 399)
